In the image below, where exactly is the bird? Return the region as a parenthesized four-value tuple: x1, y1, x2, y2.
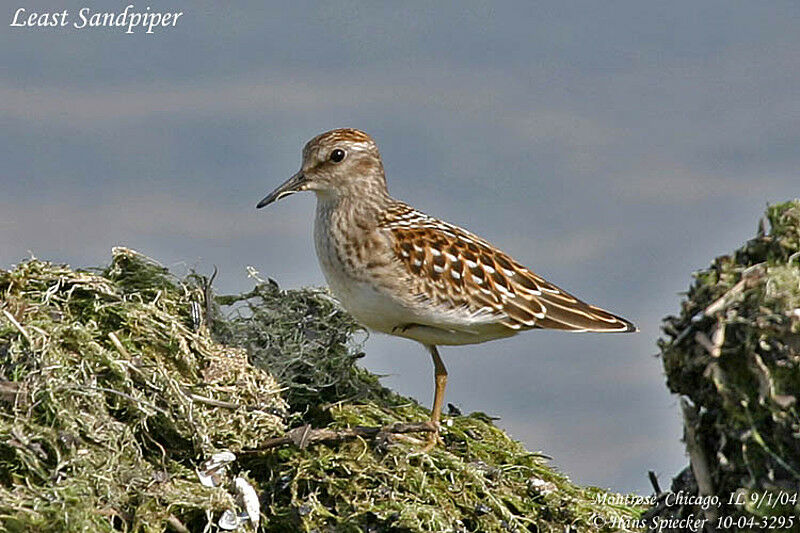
(257, 128, 635, 446)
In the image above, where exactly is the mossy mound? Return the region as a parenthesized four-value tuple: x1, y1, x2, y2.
(652, 200, 800, 529)
(0, 248, 286, 531)
(1, 248, 645, 532)
(211, 276, 387, 423)
(248, 402, 648, 532)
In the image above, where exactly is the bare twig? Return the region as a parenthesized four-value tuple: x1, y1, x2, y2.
(166, 514, 191, 533)
(108, 331, 129, 358)
(696, 263, 765, 320)
(2, 309, 33, 346)
(239, 422, 436, 454)
(647, 470, 662, 495)
(749, 351, 797, 408)
(672, 264, 766, 347)
(81, 386, 171, 417)
(694, 321, 725, 358)
(745, 408, 800, 481)
(0, 380, 20, 403)
(203, 266, 218, 328)
(185, 391, 240, 410)
(681, 398, 718, 523)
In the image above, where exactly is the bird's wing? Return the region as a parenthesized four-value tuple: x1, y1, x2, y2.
(378, 203, 636, 333)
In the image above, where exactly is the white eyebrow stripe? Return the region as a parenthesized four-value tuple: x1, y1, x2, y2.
(345, 142, 373, 153)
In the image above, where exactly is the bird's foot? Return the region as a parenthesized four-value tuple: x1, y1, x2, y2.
(420, 420, 444, 452)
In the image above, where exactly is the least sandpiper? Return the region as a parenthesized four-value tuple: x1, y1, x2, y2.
(257, 128, 635, 442)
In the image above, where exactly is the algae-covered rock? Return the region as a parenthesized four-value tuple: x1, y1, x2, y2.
(651, 200, 800, 530)
(1, 248, 645, 532)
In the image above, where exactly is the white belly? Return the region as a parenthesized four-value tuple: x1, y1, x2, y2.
(312, 201, 517, 346)
(315, 249, 516, 345)
(328, 274, 406, 333)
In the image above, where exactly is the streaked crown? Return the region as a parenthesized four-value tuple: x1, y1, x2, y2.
(301, 128, 387, 198)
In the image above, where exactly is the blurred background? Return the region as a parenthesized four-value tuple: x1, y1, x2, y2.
(2, 1, 798, 493)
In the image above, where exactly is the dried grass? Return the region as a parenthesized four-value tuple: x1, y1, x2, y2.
(650, 200, 800, 529)
(1, 247, 645, 532)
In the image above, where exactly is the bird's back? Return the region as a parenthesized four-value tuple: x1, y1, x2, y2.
(313, 196, 635, 346)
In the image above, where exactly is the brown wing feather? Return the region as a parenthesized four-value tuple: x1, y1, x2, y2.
(380, 203, 636, 333)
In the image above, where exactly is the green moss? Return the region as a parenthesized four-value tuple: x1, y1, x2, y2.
(0, 248, 284, 531)
(654, 200, 800, 528)
(1, 248, 645, 532)
(212, 278, 390, 424)
(242, 400, 644, 532)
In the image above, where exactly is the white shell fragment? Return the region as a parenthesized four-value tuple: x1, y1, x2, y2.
(198, 454, 259, 529)
(218, 509, 241, 530)
(234, 477, 261, 528)
(196, 450, 236, 488)
(528, 477, 557, 495)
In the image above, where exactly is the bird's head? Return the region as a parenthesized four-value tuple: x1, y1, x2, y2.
(257, 128, 387, 209)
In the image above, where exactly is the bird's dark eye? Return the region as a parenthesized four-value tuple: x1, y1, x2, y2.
(329, 149, 346, 163)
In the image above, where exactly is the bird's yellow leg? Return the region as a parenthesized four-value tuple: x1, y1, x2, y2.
(422, 344, 447, 451)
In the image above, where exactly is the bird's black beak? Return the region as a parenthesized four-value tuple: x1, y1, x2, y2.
(256, 171, 307, 208)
